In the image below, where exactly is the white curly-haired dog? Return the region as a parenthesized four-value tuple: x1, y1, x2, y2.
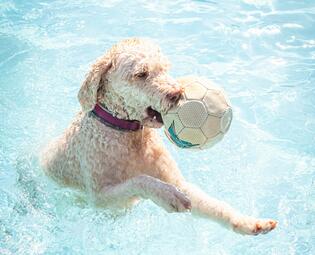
(41, 38, 276, 235)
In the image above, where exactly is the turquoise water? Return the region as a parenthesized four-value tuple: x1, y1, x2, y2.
(1, 0, 315, 254)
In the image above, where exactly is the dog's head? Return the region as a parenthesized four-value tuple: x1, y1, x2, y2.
(78, 38, 182, 128)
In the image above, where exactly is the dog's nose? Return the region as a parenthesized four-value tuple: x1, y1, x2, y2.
(166, 90, 182, 104)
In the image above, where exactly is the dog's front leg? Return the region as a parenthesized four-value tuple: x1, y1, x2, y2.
(179, 182, 277, 235)
(100, 175, 191, 213)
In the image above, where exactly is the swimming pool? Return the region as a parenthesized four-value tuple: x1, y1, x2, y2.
(1, 0, 314, 254)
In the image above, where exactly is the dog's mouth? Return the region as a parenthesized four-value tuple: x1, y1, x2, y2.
(142, 106, 163, 128)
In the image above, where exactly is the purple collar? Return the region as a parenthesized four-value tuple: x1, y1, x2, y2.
(91, 104, 143, 131)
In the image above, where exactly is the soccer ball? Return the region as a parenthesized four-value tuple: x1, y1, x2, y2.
(162, 76, 232, 150)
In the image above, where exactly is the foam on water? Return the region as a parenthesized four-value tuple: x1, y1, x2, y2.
(0, 0, 315, 254)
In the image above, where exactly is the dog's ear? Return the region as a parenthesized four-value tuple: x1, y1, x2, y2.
(78, 55, 112, 112)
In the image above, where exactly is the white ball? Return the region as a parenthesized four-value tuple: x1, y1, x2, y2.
(162, 76, 232, 149)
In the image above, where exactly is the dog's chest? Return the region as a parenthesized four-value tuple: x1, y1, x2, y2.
(79, 118, 164, 184)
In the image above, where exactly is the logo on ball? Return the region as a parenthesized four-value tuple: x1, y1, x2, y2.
(166, 121, 199, 148)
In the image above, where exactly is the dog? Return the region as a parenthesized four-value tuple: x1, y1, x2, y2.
(40, 38, 277, 235)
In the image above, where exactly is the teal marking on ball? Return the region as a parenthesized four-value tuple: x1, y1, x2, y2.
(168, 121, 199, 148)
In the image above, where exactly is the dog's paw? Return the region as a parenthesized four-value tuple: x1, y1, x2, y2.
(153, 184, 191, 213)
(232, 216, 277, 235)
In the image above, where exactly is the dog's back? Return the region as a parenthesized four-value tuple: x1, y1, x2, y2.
(40, 112, 84, 188)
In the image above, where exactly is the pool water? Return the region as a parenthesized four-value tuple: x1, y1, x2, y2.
(1, 0, 315, 254)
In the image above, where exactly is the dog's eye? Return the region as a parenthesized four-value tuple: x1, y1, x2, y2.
(135, 71, 148, 79)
